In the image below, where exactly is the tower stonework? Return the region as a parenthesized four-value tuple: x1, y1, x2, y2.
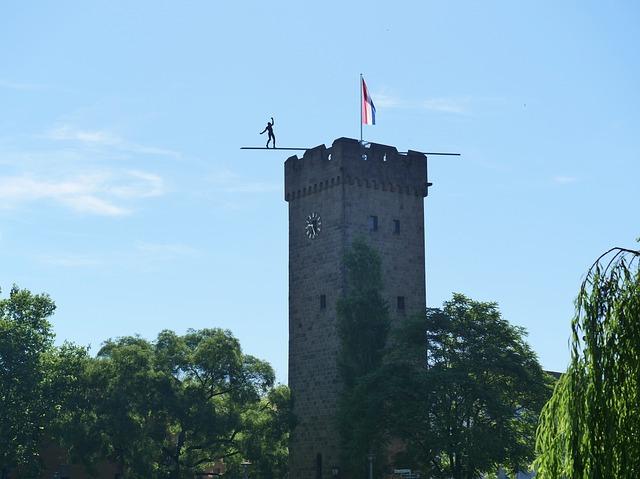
(285, 138, 428, 478)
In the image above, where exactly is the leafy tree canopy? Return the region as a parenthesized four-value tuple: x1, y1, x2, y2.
(0, 286, 88, 478)
(336, 238, 390, 476)
(337, 237, 390, 386)
(0, 286, 56, 476)
(237, 384, 295, 479)
(72, 328, 280, 478)
(0, 285, 291, 479)
(384, 294, 552, 479)
(535, 244, 640, 478)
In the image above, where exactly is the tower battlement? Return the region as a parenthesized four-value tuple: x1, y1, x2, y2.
(285, 137, 429, 202)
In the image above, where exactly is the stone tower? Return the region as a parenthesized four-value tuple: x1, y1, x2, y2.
(285, 137, 429, 478)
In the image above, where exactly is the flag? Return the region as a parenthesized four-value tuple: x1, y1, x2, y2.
(361, 76, 376, 125)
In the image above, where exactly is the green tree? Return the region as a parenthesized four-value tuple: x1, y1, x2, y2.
(238, 384, 294, 479)
(0, 286, 56, 477)
(0, 286, 288, 478)
(385, 294, 551, 479)
(535, 245, 640, 478)
(81, 328, 276, 478)
(0, 286, 99, 478)
(336, 238, 391, 476)
(154, 328, 274, 477)
(86, 335, 165, 477)
(47, 342, 101, 472)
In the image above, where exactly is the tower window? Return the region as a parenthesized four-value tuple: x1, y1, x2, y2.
(393, 219, 400, 234)
(316, 453, 323, 479)
(320, 294, 326, 309)
(369, 215, 378, 232)
(397, 296, 405, 311)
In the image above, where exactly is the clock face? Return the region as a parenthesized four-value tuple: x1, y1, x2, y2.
(305, 212, 322, 239)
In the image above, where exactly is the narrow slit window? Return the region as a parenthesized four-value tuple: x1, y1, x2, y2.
(320, 294, 326, 310)
(393, 219, 400, 235)
(397, 296, 405, 311)
(369, 215, 378, 232)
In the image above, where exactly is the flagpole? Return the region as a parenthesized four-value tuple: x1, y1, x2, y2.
(359, 73, 363, 143)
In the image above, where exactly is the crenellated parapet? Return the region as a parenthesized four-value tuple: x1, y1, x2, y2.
(284, 137, 430, 202)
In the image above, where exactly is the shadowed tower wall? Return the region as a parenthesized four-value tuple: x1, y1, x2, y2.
(285, 138, 428, 478)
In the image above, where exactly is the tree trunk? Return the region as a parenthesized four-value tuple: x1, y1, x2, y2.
(171, 429, 186, 479)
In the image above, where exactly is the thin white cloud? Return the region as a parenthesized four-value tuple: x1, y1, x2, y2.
(59, 194, 129, 216)
(373, 93, 404, 108)
(0, 122, 176, 216)
(0, 80, 45, 91)
(45, 124, 181, 158)
(38, 254, 103, 267)
(108, 171, 165, 198)
(0, 175, 100, 201)
(371, 90, 471, 115)
(47, 125, 120, 145)
(552, 176, 578, 185)
(0, 170, 165, 216)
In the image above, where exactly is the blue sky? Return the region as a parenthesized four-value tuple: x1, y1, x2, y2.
(1, 2, 638, 382)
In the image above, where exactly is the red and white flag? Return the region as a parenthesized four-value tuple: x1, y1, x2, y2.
(361, 76, 376, 125)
